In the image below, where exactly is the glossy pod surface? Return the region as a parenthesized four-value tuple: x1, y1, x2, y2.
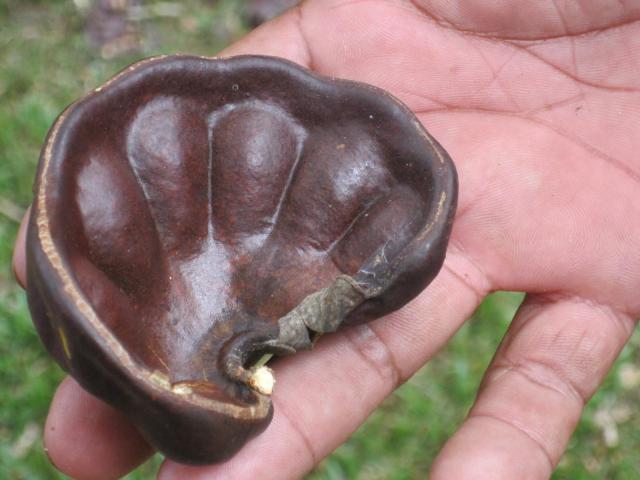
(26, 55, 457, 464)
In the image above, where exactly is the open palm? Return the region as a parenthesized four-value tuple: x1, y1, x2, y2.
(13, 1, 640, 478)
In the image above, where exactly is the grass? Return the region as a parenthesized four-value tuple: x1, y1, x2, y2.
(1, 1, 639, 479)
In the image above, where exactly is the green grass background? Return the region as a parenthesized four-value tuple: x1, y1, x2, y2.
(1, 1, 639, 478)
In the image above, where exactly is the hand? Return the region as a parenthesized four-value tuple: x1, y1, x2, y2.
(13, 1, 640, 478)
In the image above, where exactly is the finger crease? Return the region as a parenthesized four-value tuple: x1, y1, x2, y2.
(276, 399, 318, 466)
(442, 262, 485, 307)
(443, 244, 492, 304)
(294, 4, 315, 72)
(492, 359, 586, 406)
(342, 322, 403, 388)
(471, 411, 555, 473)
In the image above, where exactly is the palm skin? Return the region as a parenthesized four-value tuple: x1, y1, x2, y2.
(13, 1, 640, 479)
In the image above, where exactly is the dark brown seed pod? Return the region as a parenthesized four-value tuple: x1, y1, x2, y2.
(26, 55, 457, 464)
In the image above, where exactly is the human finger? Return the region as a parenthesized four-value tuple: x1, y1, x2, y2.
(44, 377, 153, 480)
(158, 249, 490, 479)
(218, 5, 310, 66)
(12, 207, 29, 288)
(431, 295, 636, 479)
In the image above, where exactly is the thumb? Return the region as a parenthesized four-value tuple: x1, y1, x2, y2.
(218, 5, 311, 66)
